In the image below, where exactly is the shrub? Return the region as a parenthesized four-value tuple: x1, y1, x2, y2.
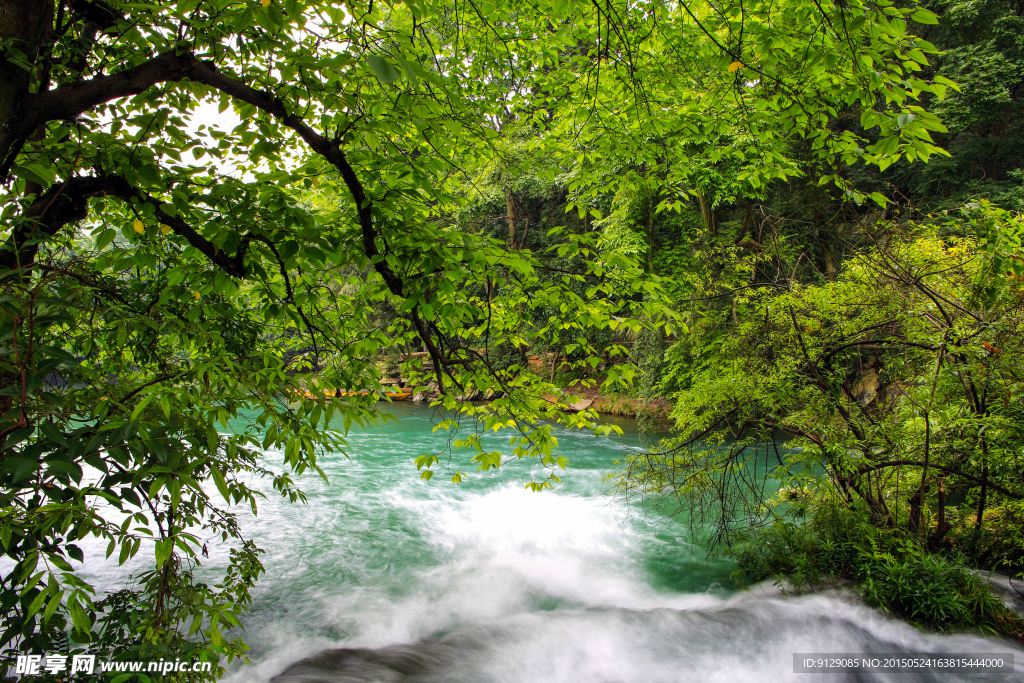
(731, 504, 1024, 641)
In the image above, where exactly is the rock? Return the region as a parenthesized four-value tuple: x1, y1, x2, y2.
(568, 398, 594, 412)
(850, 369, 880, 405)
(852, 371, 879, 404)
(412, 387, 440, 402)
(411, 382, 440, 402)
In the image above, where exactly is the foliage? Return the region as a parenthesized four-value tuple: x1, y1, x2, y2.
(618, 203, 1024, 566)
(732, 503, 1024, 640)
(0, 0, 669, 676)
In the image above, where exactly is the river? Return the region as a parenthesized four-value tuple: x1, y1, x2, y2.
(117, 403, 1024, 681)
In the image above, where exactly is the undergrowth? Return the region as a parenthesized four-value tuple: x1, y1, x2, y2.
(730, 505, 1024, 643)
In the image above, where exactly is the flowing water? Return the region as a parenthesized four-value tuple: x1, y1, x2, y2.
(84, 403, 1024, 681)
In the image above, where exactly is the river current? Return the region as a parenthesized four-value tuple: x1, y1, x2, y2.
(82, 403, 1024, 681)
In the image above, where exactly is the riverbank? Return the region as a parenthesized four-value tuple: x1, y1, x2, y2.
(408, 379, 673, 420)
(558, 381, 673, 420)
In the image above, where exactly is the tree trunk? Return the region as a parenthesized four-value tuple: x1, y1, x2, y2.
(975, 463, 989, 538)
(0, 0, 52, 166)
(697, 192, 716, 235)
(908, 487, 927, 535)
(929, 476, 951, 547)
(821, 239, 836, 280)
(505, 188, 519, 249)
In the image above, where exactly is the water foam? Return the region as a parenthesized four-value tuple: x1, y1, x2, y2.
(204, 410, 1024, 682)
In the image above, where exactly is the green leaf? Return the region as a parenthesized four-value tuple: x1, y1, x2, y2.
(933, 75, 961, 92)
(26, 588, 48, 619)
(211, 467, 231, 503)
(94, 228, 117, 251)
(395, 55, 420, 86)
(38, 422, 67, 445)
(910, 8, 939, 24)
(3, 457, 39, 483)
(367, 55, 402, 84)
(42, 591, 61, 623)
(154, 538, 173, 567)
(69, 598, 91, 634)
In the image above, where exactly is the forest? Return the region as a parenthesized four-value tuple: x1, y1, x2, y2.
(1, 0, 1023, 678)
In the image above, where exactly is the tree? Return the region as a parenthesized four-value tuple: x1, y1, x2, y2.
(618, 203, 1024, 561)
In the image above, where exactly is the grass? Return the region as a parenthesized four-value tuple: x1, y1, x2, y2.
(730, 504, 1024, 643)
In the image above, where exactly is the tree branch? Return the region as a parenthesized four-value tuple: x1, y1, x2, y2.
(6, 51, 200, 160)
(856, 460, 1021, 499)
(0, 174, 249, 277)
(186, 60, 407, 297)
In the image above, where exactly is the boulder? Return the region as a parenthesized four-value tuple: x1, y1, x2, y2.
(568, 398, 594, 412)
(850, 369, 880, 405)
(412, 390, 441, 402)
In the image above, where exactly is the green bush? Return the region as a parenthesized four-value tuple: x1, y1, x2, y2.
(731, 504, 866, 589)
(731, 505, 1023, 640)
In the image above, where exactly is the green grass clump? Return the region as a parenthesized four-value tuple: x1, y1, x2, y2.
(730, 505, 1024, 642)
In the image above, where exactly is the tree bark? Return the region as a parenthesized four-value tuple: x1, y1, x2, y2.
(0, 0, 53, 169)
(697, 192, 716, 235)
(505, 188, 520, 249)
(821, 239, 836, 280)
(929, 476, 951, 547)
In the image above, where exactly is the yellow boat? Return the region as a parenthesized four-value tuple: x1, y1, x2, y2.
(298, 388, 414, 401)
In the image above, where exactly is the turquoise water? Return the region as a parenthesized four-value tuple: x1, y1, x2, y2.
(71, 403, 1024, 681)
(211, 404, 1023, 682)
(220, 403, 734, 680)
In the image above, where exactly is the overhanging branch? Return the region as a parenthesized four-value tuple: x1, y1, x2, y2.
(186, 60, 407, 297)
(0, 174, 249, 277)
(856, 460, 1021, 499)
(5, 50, 459, 388)
(5, 51, 200, 161)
